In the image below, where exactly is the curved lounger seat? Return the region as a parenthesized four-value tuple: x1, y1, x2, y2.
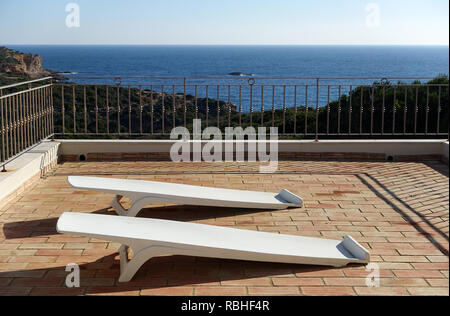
(57, 212, 370, 282)
(68, 176, 303, 217)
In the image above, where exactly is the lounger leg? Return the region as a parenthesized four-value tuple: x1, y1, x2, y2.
(110, 196, 149, 217)
(111, 195, 128, 216)
(126, 199, 155, 218)
(110, 196, 164, 217)
(118, 244, 169, 282)
(119, 245, 146, 282)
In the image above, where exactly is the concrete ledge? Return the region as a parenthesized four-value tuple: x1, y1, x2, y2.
(0, 141, 60, 209)
(57, 139, 448, 162)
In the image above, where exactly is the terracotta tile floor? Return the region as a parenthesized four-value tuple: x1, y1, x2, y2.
(0, 160, 448, 296)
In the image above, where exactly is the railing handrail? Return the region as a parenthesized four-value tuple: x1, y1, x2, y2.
(52, 83, 449, 88)
(58, 75, 438, 80)
(53, 76, 442, 86)
(0, 84, 53, 100)
(0, 77, 53, 91)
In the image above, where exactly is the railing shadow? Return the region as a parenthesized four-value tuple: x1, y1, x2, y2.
(357, 172, 449, 256)
(424, 161, 449, 178)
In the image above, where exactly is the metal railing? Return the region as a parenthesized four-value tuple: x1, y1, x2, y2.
(51, 76, 449, 140)
(1, 76, 448, 169)
(0, 77, 54, 171)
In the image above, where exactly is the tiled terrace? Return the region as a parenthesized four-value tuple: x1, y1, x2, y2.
(0, 160, 448, 296)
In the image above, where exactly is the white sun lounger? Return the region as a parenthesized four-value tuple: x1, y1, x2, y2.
(68, 176, 303, 217)
(57, 212, 370, 282)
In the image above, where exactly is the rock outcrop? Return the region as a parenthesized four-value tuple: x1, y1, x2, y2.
(0, 46, 64, 79)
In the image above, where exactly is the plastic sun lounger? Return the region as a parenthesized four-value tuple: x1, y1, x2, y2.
(67, 176, 304, 217)
(57, 212, 370, 282)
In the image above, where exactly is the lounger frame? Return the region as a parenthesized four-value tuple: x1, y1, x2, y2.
(57, 213, 370, 283)
(68, 176, 304, 217)
(117, 235, 369, 282)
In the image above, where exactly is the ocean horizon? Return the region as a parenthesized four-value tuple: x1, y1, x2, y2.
(7, 45, 449, 77)
(5, 45, 449, 110)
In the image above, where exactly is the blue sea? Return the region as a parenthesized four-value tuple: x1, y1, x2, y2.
(7, 45, 450, 110)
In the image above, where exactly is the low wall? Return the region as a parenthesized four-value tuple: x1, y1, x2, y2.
(57, 139, 448, 162)
(0, 141, 60, 210)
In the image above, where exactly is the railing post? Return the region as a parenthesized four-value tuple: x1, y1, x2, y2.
(84, 85, 87, 134)
(50, 79, 54, 139)
(315, 78, 320, 141)
(381, 85, 386, 135)
(194, 85, 198, 121)
(216, 85, 220, 128)
(0, 90, 5, 172)
(117, 82, 121, 136)
(282, 85, 286, 135)
(128, 86, 132, 136)
(370, 85, 374, 135)
(161, 85, 165, 134)
(150, 85, 154, 135)
(95, 86, 98, 135)
(12, 93, 17, 155)
(392, 86, 397, 135)
(348, 85, 353, 136)
(205, 85, 209, 128)
(61, 85, 65, 135)
(183, 78, 187, 128)
(294, 85, 297, 135)
(172, 85, 176, 130)
(106, 85, 110, 135)
(139, 85, 143, 135)
(436, 86, 441, 136)
(304, 85, 308, 136)
(228, 85, 231, 128)
(271, 85, 275, 128)
(425, 85, 429, 135)
(72, 85, 76, 134)
(337, 85, 341, 135)
(249, 80, 253, 128)
(403, 87, 408, 135)
(327, 85, 330, 136)
(239, 86, 242, 127)
(359, 86, 364, 135)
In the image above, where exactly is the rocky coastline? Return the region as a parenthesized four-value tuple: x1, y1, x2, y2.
(0, 46, 66, 81)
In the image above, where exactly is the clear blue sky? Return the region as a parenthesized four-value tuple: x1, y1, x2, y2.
(0, 0, 448, 45)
